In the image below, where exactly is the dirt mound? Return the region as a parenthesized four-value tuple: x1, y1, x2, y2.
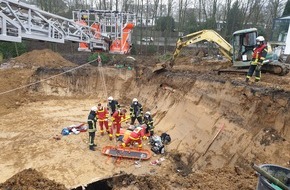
(0, 168, 67, 190)
(14, 49, 76, 68)
(110, 166, 256, 190)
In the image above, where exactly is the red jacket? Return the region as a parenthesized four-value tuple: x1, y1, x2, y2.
(129, 126, 145, 140)
(96, 107, 109, 121)
(252, 44, 267, 64)
(112, 110, 126, 123)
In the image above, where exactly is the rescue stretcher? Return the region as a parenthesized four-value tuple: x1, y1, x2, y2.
(101, 146, 152, 160)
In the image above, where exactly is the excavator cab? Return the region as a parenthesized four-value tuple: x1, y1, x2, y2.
(231, 28, 289, 75)
(232, 28, 257, 67)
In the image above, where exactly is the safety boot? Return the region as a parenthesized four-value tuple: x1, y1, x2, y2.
(89, 145, 95, 151)
(109, 134, 113, 141)
(138, 144, 142, 150)
(255, 79, 260, 82)
(100, 131, 104, 136)
(93, 144, 97, 147)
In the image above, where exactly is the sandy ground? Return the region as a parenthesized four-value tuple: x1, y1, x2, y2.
(0, 49, 290, 189)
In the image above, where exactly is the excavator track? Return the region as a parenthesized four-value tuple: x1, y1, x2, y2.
(216, 62, 289, 76)
(262, 61, 289, 76)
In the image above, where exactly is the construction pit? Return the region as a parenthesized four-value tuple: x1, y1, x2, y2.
(0, 49, 290, 190)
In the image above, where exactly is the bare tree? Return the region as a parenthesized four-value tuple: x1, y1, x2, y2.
(164, 0, 173, 53)
(177, 0, 190, 33)
(122, 0, 134, 12)
(265, 0, 286, 38)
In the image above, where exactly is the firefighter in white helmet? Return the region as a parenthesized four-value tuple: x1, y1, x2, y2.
(107, 96, 120, 116)
(246, 36, 268, 83)
(143, 111, 154, 137)
(130, 98, 143, 125)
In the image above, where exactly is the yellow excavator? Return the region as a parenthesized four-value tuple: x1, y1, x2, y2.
(154, 28, 289, 76)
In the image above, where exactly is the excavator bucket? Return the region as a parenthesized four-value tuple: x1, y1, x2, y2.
(152, 62, 167, 73)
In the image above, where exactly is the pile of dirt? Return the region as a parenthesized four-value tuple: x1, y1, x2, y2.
(110, 166, 256, 190)
(0, 168, 67, 190)
(14, 49, 76, 68)
(0, 49, 78, 115)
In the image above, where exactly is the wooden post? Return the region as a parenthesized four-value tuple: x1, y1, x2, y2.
(203, 123, 225, 156)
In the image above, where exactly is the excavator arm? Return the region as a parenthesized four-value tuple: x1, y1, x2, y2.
(153, 30, 233, 72)
(172, 30, 233, 65)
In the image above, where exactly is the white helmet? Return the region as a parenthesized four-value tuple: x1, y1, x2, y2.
(132, 98, 138, 102)
(91, 106, 97, 111)
(108, 96, 113, 101)
(145, 111, 151, 116)
(128, 125, 135, 131)
(256, 36, 265, 42)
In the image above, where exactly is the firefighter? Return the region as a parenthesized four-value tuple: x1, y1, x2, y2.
(81, 14, 88, 23)
(107, 96, 120, 116)
(246, 36, 268, 83)
(130, 98, 143, 125)
(109, 108, 127, 139)
(117, 124, 135, 142)
(122, 125, 146, 148)
(143, 111, 154, 137)
(96, 103, 109, 136)
(97, 53, 102, 67)
(87, 106, 97, 151)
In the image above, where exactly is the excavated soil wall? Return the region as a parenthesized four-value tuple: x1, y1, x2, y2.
(30, 66, 290, 168)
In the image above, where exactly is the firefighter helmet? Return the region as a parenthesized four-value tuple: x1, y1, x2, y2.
(91, 106, 97, 111)
(108, 96, 113, 101)
(132, 98, 138, 102)
(256, 36, 265, 42)
(256, 36, 265, 45)
(128, 125, 135, 131)
(145, 111, 151, 116)
(81, 15, 88, 20)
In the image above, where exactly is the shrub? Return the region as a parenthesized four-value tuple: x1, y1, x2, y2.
(88, 52, 110, 66)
